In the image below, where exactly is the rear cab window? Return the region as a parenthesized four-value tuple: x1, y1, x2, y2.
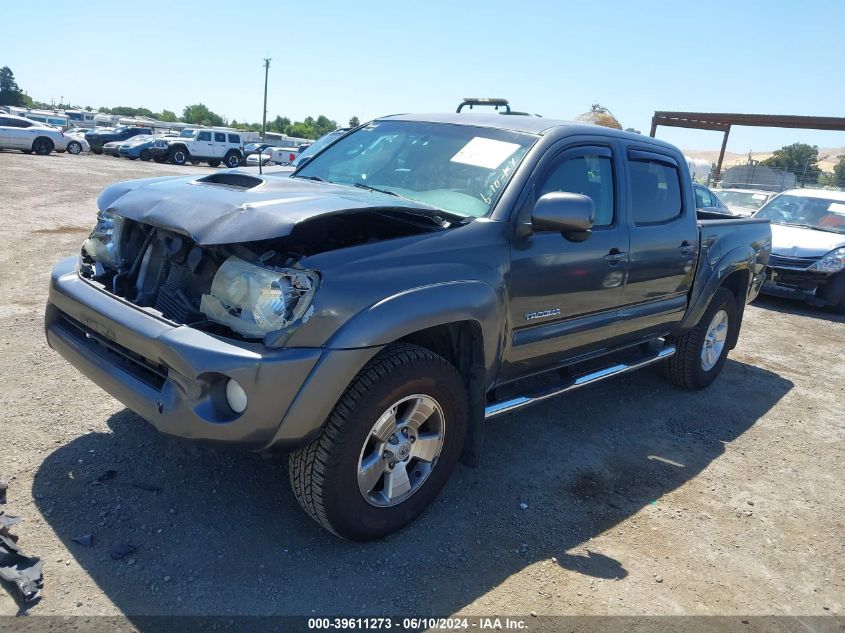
(214, 132, 226, 142)
(228, 134, 240, 144)
(628, 152, 684, 224)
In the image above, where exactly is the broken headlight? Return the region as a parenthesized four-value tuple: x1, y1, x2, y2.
(199, 256, 318, 338)
(81, 209, 125, 268)
(809, 247, 845, 273)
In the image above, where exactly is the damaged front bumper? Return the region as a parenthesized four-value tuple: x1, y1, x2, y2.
(45, 256, 378, 451)
(761, 265, 845, 307)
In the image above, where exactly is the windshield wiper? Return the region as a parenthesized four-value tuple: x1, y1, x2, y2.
(295, 175, 327, 183)
(352, 182, 399, 197)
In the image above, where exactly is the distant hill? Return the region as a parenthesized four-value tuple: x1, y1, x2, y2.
(682, 147, 845, 172)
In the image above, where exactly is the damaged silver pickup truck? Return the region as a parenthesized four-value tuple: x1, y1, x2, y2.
(46, 113, 771, 540)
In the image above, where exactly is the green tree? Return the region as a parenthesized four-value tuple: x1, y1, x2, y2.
(182, 103, 223, 127)
(833, 155, 845, 188)
(313, 115, 337, 137)
(625, 127, 641, 134)
(267, 115, 291, 133)
(157, 109, 178, 122)
(761, 143, 821, 186)
(349, 115, 360, 127)
(0, 66, 26, 107)
(286, 122, 315, 139)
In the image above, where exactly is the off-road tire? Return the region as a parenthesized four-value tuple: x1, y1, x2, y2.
(664, 288, 737, 390)
(169, 147, 188, 165)
(140, 150, 152, 161)
(32, 137, 54, 156)
(224, 151, 241, 168)
(288, 343, 468, 541)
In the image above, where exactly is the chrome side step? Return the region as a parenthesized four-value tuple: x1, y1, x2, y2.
(484, 345, 676, 419)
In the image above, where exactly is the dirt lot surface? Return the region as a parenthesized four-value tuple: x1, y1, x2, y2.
(0, 152, 842, 620)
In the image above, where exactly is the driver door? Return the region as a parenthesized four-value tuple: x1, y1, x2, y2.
(502, 144, 629, 379)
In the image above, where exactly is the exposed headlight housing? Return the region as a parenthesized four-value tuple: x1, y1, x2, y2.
(199, 256, 318, 338)
(810, 247, 845, 273)
(81, 209, 125, 268)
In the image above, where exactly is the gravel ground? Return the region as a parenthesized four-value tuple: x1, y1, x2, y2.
(0, 152, 842, 619)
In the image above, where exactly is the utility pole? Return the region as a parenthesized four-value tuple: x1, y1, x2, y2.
(261, 58, 271, 142)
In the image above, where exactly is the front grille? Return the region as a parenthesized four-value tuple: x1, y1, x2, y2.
(154, 259, 215, 323)
(768, 253, 820, 270)
(56, 312, 167, 390)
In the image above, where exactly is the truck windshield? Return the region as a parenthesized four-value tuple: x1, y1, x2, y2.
(294, 120, 537, 218)
(756, 194, 845, 234)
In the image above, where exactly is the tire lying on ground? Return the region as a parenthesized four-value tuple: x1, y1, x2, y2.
(289, 343, 468, 541)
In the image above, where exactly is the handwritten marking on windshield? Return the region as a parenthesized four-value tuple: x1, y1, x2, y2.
(480, 156, 518, 205)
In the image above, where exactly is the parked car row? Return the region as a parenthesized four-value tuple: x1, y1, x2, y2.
(0, 114, 75, 155)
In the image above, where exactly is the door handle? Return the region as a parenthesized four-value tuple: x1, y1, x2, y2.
(679, 241, 695, 254)
(603, 248, 627, 264)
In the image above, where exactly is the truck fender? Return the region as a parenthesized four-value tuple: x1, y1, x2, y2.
(677, 245, 753, 346)
(327, 279, 505, 381)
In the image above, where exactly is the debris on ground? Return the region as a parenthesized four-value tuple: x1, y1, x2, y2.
(132, 481, 162, 492)
(72, 534, 94, 547)
(110, 542, 137, 560)
(0, 509, 44, 603)
(0, 477, 8, 504)
(94, 469, 118, 484)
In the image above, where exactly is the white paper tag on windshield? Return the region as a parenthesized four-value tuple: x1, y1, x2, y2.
(828, 202, 845, 213)
(752, 194, 767, 201)
(451, 137, 520, 169)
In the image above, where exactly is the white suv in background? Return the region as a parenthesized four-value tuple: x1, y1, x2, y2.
(150, 129, 244, 167)
(0, 114, 70, 155)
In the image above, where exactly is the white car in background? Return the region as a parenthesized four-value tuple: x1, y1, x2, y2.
(714, 188, 777, 217)
(0, 114, 70, 155)
(245, 146, 299, 166)
(63, 128, 91, 154)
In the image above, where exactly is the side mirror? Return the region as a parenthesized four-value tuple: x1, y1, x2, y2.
(531, 192, 595, 242)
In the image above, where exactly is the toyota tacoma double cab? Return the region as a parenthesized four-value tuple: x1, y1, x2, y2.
(45, 113, 771, 540)
(150, 129, 244, 168)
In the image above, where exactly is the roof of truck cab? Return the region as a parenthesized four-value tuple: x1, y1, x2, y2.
(379, 112, 677, 147)
(777, 188, 845, 201)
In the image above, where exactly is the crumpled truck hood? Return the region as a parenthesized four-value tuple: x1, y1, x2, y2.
(97, 174, 440, 245)
(770, 223, 845, 257)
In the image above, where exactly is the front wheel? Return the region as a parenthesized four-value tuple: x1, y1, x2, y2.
(664, 288, 738, 390)
(140, 150, 152, 161)
(289, 344, 468, 540)
(169, 148, 188, 165)
(66, 141, 82, 155)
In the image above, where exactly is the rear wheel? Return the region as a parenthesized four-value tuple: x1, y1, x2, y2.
(66, 141, 82, 155)
(664, 288, 737, 389)
(289, 344, 468, 540)
(169, 147, 188, 165)
(140, 149, 152, 161)
(32, 137, 54, 155)
(224, 151, 241, 168)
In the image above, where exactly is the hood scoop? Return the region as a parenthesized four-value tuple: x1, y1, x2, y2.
(193, 173, 265, 190)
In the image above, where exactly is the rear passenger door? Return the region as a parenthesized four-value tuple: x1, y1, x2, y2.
(617, 149, 698, 340)
(212, 132, 228, 157)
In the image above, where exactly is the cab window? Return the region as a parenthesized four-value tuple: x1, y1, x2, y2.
(630, 160, 683, 224)
(215, 132, 226, 142)
(197, 132, 212, 141)
(539, 152, 615, 227)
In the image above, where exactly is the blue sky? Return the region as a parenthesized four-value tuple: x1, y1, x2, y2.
(4, 0, 843, 152)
